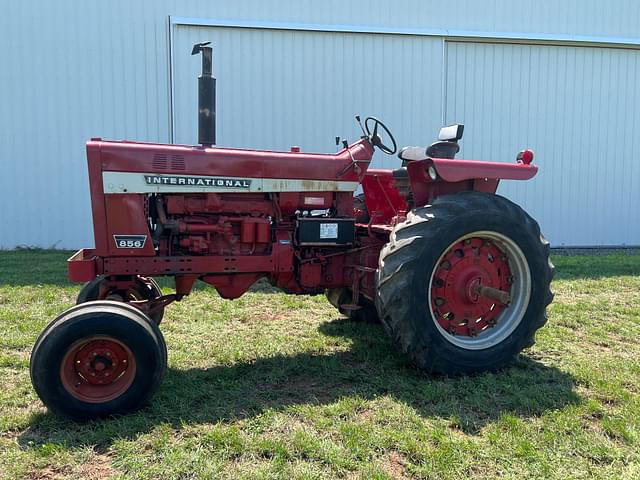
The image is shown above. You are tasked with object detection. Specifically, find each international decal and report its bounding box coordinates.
[144,175,252,188]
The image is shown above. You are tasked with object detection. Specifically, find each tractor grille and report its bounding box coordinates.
[171,155,185,170]
[152,154,168,169]
[151,153,185,171]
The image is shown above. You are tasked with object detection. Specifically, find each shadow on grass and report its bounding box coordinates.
[18,317,580,451]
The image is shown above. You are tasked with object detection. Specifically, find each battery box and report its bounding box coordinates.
[297,218,355,246]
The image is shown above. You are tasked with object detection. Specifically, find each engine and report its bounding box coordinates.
[151,193,274,256]
[149,191,358,257]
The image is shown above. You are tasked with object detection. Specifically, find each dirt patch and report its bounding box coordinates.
[380,451,411,479]
[28,453,115,480]
[0,430,20,441]
[78,453,115,479]
[28,465,72,480]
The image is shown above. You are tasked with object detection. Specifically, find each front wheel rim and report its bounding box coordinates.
[428,231,531,350]
[60,336,137,403]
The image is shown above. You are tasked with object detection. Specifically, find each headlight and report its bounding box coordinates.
[428,165,438,181]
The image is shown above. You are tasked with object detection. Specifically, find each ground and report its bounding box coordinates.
[0,250,639,479]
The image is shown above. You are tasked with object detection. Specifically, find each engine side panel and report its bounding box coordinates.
[76,139,382,299]
[105,195,155,256]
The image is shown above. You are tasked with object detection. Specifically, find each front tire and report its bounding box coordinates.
[30,301,167,419]
[376,191,554,374]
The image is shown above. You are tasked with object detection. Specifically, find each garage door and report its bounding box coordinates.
[445,41,640,246]
[171,25,444,169]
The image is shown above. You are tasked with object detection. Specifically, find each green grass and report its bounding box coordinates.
[0,250,639,479]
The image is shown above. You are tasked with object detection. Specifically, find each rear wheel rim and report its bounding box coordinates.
[428,231,531,350]
[60,336,137,403]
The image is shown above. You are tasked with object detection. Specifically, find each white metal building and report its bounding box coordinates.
[1,0,639,249]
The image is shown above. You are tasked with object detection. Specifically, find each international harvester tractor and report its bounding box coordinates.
[31,43,553,419]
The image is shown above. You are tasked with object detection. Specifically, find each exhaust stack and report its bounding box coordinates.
[191,42,216,147]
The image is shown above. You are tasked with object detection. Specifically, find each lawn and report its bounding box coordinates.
[0,250,639,479]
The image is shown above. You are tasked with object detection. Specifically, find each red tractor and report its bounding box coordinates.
[30,43,553,419]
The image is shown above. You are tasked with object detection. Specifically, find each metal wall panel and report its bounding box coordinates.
[445,41,640,246]
[172,26,443,165]
[0,0,639,248]
[0,2,170,249]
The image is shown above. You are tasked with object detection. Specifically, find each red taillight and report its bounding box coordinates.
[517,149,534,165]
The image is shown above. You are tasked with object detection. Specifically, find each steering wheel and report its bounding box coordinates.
[364,117,397,155]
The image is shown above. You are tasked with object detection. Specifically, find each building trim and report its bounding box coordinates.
[170,16,640,49]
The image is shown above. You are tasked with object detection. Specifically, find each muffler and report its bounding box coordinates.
[191,42,216,147]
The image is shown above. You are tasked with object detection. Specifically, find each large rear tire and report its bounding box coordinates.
[376,191,554,374]
[30,301,167,419]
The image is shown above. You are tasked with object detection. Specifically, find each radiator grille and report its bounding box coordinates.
[152,154,168,170]
[171,155,185,170]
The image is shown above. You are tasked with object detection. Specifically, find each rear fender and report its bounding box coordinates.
[407,158,538,206]
[429,157,538,182]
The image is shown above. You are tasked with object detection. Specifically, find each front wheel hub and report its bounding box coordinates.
[60,336,136,403]
[429,232,531,350]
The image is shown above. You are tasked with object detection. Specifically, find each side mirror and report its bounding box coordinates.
[438,124,464,142]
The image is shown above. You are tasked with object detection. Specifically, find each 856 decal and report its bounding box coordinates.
[113,235,147,249]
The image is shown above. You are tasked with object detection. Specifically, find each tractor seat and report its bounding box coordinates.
[397,124,464,164]
[397,141,460,163]
[425,141,460,159]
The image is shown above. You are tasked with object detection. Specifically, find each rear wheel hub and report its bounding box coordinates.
[428,231,531,349]
[431,237,511,336]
